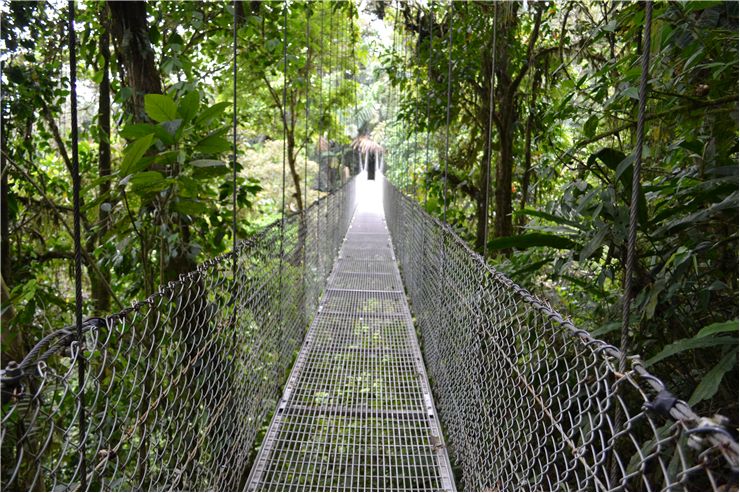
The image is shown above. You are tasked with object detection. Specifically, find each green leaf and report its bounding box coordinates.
[173,199,208,215]
[622,87,639,100]
[579,227,608,260]
[591,321,621,337]
[688,349,738,405]
[120,134,154,176]
[584,115,599,139]
[195,135,231,154]
[697,319,739,338]
[195,101,231,126]
[120,123,157,140]
[128,171,169,195]
[189,159,225,168]
[189,159,229,179]
[144,94,178,122]
[178,91,201,122]
[513,209,585,230]
[487,233,578,251]
[646,336,738,367]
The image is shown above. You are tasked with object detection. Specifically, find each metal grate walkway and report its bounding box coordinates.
[246,179,455,491]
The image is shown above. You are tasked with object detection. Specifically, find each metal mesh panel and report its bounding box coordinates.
[246,179,454,491]
[0,179,356,491]
[382,176,738,492]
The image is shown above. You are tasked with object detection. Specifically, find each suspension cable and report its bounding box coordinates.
[442,2,454,224]
[304,6,310,209]
[281,3,288,221]
[277,0,288,377]
[68,1,86,488]
[351,7,359,176]
[232,0,238,285]
[390,3,399,175]
[412,7,421,198]
[402,11,410,193]
[620,1,652,371]
[482,4,496,259]
[424,2,433,208]
[328,5,334,189]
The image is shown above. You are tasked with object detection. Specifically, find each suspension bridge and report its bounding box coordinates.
[2,174,738,491]
[2,0,738,491]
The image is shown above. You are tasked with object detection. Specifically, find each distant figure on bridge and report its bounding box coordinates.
[367,152,376,180]
[352,135,384,181]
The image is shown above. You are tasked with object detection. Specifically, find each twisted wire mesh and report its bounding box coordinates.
[0,178,356,491]
[382,177,738,492]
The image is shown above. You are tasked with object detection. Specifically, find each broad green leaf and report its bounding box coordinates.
[190,159,229,179]
[591,321,621,337]
[195,101,231,126]
[173,199,208,216]
[513,209,584,230]
[697,319,739,338]
[622,87,639,100]
[195,135,231,154]
[488,233,578,251]
[579,227,608,260]
[178,91,201,122]
[129,171,169,195]
[120,123,157,140]
[189,159,225,167]
[160,119,183,139]
[144,94,178,122]
[120,134,154,176]
[646,336,738,367]
[584,115,599,139]
[688,349,738,405]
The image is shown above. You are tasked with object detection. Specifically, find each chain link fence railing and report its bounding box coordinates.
[1,178,357,491]
[383,176,738,492]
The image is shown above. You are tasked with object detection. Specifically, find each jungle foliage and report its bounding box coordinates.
[379,0,738,419]
[1,0,738,428]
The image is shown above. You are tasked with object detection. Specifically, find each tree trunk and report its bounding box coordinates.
[287,127,304,212]
[518,65,542,229]
[108,0,162,122]
[91,7,112,313]
[495,114,514,240]
[475,36,495,253]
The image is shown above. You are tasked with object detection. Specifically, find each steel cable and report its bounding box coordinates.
[68,2,87,488]
[620,1,652,371]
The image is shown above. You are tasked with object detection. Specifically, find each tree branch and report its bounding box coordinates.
[3,152,124,309]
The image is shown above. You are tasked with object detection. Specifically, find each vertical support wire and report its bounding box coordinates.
[391,3,399,177]
[620,1,652,371]
[68,1,87,488]
[442,1,453,224]
[317,2,324,276]
[304,6,310,210]
[482,3,496,259]
[412,8,421,198]
[351,8,359,177]
[328,4,334,191]
[277,0,288,383]
[232,0,239,294]
[303,4,311,320]
[424,2,433,208]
